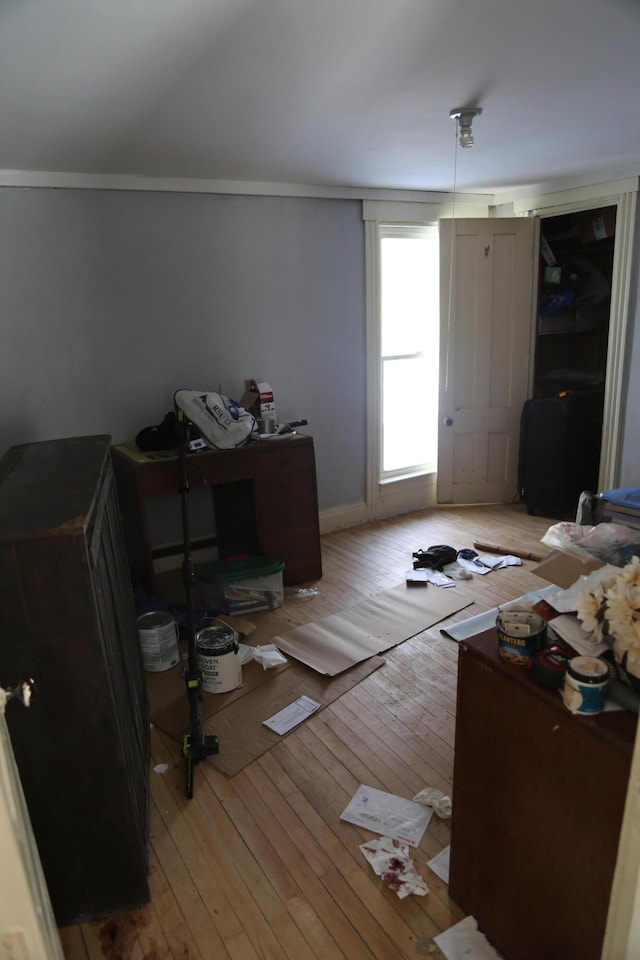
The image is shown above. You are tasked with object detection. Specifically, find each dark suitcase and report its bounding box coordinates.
[518,393,600,517]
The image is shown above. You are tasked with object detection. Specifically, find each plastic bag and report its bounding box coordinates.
[541,521,640,566]
[174,389,256,450]
[252,644,288,670]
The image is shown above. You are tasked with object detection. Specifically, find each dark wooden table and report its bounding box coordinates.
[450,628,637,960]
[111,434,323,592]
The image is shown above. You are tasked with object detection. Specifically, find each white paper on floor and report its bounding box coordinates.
[439,585,559,642]
[427,845,450,884]
[262,695,322,734]
[340,784,433,847]
[359,836,429,899]
[434,916,503,960]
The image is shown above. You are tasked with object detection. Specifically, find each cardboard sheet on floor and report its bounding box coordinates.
[146,642,290,739]
[272,582,472,676]
[201,655,385,777]
[147,643,385,775]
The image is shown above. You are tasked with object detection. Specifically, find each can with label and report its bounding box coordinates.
[195,618,242,693]
[562,656,610,715]
[496,610,547,665]
[137,611,180,672]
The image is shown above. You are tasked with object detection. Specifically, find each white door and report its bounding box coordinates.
[0,694,65,960]
[438,217,535,504]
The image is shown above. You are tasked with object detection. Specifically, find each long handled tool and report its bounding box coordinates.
[176,408,219,798]
[473,540,545,562]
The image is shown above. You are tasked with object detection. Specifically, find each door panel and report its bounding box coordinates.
[0,699,65,960]
[438,218,535,504]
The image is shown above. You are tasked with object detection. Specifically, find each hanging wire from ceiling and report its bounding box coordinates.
[443,106,482,393]
[444,110,461,392]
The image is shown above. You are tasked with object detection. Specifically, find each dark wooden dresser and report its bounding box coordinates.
[0,436,149,926]
[450,628,636,960]
[111,434,323,593]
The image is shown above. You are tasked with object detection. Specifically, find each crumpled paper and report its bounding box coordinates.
[434,915,503,959]
[238,642,288,669]
[413,787,452,818]
[253,644,288,669]
[359,836,429,899]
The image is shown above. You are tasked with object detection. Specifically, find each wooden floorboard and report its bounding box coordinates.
[57,503,552,959]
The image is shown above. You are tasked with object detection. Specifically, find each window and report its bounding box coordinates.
[378,223,439,480]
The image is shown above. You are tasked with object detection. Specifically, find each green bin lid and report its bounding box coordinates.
[198,555,285,583]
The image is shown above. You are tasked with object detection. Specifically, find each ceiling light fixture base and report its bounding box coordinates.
[449,106,483,148]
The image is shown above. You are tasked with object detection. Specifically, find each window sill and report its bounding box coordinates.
[380,468,435,486]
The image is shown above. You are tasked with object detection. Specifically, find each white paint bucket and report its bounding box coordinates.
[195,619,242,694]
[136,611,180,672]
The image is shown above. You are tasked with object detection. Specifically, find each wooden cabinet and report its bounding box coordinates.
[111,435,323,592]
[450,629,636,960]
[0,436,149,926]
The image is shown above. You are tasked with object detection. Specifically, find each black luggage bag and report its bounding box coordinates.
[518,393,600,517]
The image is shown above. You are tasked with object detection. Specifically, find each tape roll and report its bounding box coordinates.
[528,647,570,688]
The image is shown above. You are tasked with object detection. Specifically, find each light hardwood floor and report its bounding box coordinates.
[58,503,553,960]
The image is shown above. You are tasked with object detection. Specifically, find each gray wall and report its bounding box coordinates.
[0,188,367,511]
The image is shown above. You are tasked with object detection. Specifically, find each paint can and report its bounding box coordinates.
[137,611,180,672]
[495,609,547,665]
[562,656,610,715]
[195,618,242,694]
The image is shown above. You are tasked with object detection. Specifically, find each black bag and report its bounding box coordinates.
[135,412,178,452]
[518,393,600,517]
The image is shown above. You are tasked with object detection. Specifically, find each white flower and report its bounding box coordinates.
[577,557,640,657]
[607,582,640,631]
[613,621,640,673]
[576,590,607,641]
[620,555,640,588]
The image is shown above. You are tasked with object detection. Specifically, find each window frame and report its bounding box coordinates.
[378,221,439,483]
[363,198,490,520]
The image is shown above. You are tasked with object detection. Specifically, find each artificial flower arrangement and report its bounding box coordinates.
[576,555,640,688]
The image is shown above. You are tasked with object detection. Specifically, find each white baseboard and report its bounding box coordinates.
[318,475,437,534]
[376,472,437,519]
[319,500,370,534]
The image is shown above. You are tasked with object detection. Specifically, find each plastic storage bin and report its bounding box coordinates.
[598,487,640,510]
[198,556,285,615]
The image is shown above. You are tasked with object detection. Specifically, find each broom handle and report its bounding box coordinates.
[473,540,545,562]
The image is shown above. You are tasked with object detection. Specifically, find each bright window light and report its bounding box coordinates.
[379,225,439,478]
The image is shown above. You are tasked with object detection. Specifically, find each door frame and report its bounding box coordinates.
[513,176,639,493]
[0,696,65,959]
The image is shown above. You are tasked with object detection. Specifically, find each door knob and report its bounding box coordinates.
[443,417,454,426]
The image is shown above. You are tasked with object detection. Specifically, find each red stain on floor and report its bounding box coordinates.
[96,907,159,960]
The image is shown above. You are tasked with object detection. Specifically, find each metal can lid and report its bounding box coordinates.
[195,620,239,654]
[567,656,609,684]
[137,611,174,628]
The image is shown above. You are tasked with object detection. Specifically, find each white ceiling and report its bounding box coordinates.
[2,0,640,198]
